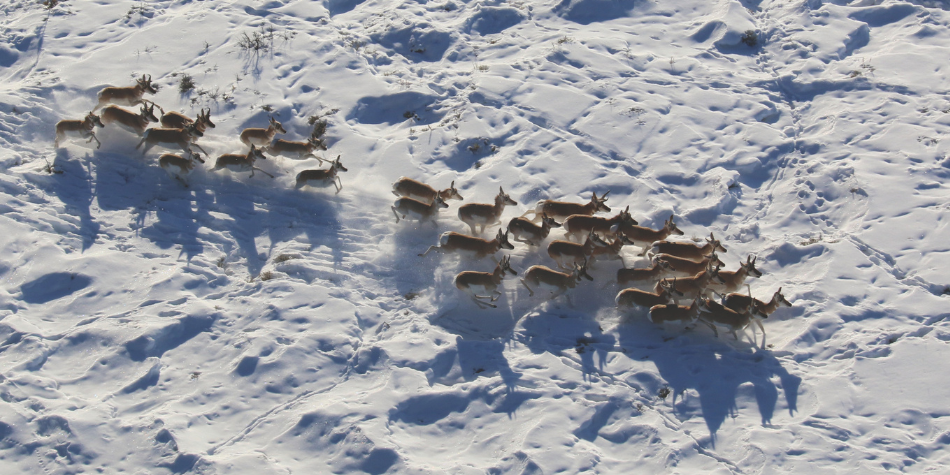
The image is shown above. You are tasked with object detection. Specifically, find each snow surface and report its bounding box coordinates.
[2,0,950,473]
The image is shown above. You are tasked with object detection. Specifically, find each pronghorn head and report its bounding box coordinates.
[497,186,517,206]
[184,122,204,138]
[707,232,727,253]
[249,144,267,160]
[619,206,638,226]
[592,191,611,213]
[269,116,286,134]
[742,255,762,278]
[658,277,684,297]
[85,112,104,128]
[199,109,216,128]
[708,262,725,284]
[496,229,514,250]
[186,148,206,164]
[308,133,328,151]
[498,255,517,277]
[442,181,463,201]
[540,213,561,230]
[775,287,792,307]
[142,104,159,123]
[704,251,725,269]
[574,260,594,282]
[433,195,450,210]
[652,255,676,272]
[330,155,347,172]
[137,74,158,94]
[666,215,684,236]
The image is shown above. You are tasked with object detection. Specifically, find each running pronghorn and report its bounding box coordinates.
[457,187,517,235]
[649,296,702,327]
[161,108,216,134]
[419,229,514,260]
[54,112,104,149]
[159,149,204,186]
[707,255,762,294]
[698,294,757,343]
[240,116,286,148]
[454,255,518,309]
[93,74,159,111]
[651,232,727,261]
[616,257,676,288]
[136,123,205,156]
[588,232,636,268]
[616,278,684,310]
[392,178,463,205]
[654,251,725,278]
[617,215,685,255]
[392,195,449,225]
[520,260,594,306]
[547,230,609,270]
[266,132,328,162]
[562,206,637,242]
[99,104,159,135]
[507,213,560,246]
[212,144,272,178]
[722,287,792,347]
[521,191,611,223]
[671,261,725,299]
[295,156,347,192]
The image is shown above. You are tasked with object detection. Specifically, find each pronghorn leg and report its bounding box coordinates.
[190,142,209,156]
[335,177,342,193]
[391,207,401,223]
[253,167,275,178]
[471,296,496,309]
[756,320,767,348]
[419,245,442,257]
[699,317,718,337]
[520,279,535,296]
[89,133,101,149]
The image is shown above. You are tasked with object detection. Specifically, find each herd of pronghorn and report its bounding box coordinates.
[392,179,792,346]
[53,75,347,191]
[54,75,791,345]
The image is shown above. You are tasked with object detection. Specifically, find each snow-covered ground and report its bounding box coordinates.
[2,0,950,472]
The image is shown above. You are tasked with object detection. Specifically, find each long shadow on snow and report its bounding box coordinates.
[615,320,800,444]
[50,149,100,250]
[91,149,205,261]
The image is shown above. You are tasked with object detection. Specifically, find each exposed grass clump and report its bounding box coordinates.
[741,30,758,47]
[178,73,195,94]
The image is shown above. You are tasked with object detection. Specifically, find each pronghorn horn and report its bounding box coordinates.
[601,190,610,199]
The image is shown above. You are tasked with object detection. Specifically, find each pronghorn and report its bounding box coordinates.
[707,255,762,293]
[616,257,676,288]
[521,191,611,223]
[99,104,159,135]
[547,230,609,270]
[159,149,204,186]
[507,213,560,246]
[392,195,449,225]
[698,295,757,342]
[240,116,286,148]
[562,206,637,242]
[392,178,463,205]
[93,74,159,111]
[651,232,727,262]
[723,287,791,346]
[54,112,104,149]
[655,252,725,278]
[136,123,205,156]
[265,133,328,162]
[649,296,702,326]
[212,144,273,178]
[457,187,517,235]
[589,232,636,268]
[617,215,685,255]
[455,255,517,309]
[520,260,594,306]
[161,108,215,134]
[724,287,792,319]
[295,156,347,192]
[616,277,684,310]
[419,229,514,260]
[673,261,725,299]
